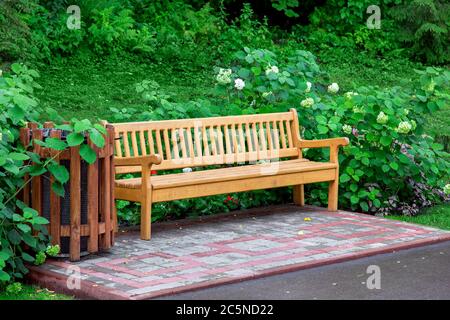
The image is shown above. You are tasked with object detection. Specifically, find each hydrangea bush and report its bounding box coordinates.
[215,48,449,215]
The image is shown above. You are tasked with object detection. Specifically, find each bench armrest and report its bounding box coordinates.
[297,137,349,149]
[115,154,162,168]
[297,137,349,163]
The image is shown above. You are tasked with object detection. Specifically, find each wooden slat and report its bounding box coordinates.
[102,129,112,249]
[115,132,123,157]
[87,137,99,253]
[122,131,131,157]
[148,130,155,155]
[279,120,287,149]
[49,130,61,247]
[69,146,81,261]
[108,125,115,245]
[31,128,42,215]
[139,130,147,156]
[131,131,139,156]
[163,129,171,160]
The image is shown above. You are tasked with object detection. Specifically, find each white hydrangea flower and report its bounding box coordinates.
[182,167,193,173]
[344,91,358,99]
[396,121,412,134]
[234,78,245,90]
[300,97,314,108]
[327,82,339,94]
[376,111,388,124]
[342,124,352,135]
[404,108,410,115]
[216,68,232,85]
[305,81,312,93]
[0,69,2,77]
[265,65,279,75]
[353,106,364,113]
[444,184,450,195]
[410,119,417,130]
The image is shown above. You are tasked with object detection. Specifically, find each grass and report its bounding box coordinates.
[386,203,450,230]
[0,284,73,300]
[35,52,216,121]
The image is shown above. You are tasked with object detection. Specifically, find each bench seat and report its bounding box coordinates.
[115,159,337,191]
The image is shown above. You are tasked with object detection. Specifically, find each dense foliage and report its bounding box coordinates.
[0,65,108,285]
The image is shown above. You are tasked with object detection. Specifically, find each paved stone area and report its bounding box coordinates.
[29,205,450,300]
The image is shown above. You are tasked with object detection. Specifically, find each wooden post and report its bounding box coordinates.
[70,146,81,261]
[87,137,99,253]
[328,145,339,211]
[49,128,61,246]
[290,109,305,206]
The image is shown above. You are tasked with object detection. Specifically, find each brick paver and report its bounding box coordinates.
[29,205,450,299]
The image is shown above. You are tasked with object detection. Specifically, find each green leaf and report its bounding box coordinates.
[340,173,351,183]
[11,63,23,74]
[52,182,65,197]
[21,252,35,262]
[45,137,67,151]
[360,201,369,212]
[7,229,21,245]
[317,125,328,134]
[315,115,327,124]
[381,164,390,173]
[93,124,107,134]
[350,184,358,192]
[389,162,399,171]
[8,152,29,161]
[380,136,392,146]
[89,129,105,148]
[79,144,96,164]
[22,233,36,247]
[0,270,11,282]
[48,164,69,184]
[74,119,92,133]
[23,207,38,218]
[361,157,370,166]
[66,132,84,146]
[350,195,359,204]
[0,251,11,261]
[32,216,49,225]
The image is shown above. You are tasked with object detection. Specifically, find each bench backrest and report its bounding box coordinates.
[110,109,301,174]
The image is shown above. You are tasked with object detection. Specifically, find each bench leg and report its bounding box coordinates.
[113,204,118,233]
[293,184,305,206]
[140,197,152,240]
[328,179,338,211]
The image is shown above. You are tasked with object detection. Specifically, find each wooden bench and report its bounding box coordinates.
[107,109,349,240]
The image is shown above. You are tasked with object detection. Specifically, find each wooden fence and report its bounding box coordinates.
[19,122,115,261]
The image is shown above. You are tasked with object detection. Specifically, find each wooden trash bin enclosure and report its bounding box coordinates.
[19,122,116,261]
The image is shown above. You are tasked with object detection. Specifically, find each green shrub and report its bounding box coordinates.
[0,64,108,284]
[389,0,449,64]
[219,48,450,215]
